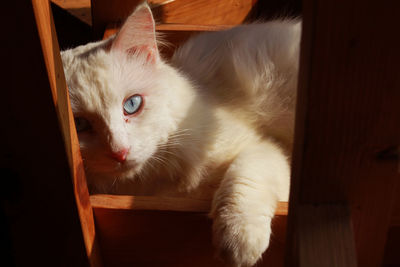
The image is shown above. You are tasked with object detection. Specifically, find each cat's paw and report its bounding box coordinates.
[212,213,272,267]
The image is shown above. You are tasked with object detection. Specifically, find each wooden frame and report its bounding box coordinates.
[32,1,102,266]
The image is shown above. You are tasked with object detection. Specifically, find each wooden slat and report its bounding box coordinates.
[91,194,287,266]
[90,194,288,215]
[31,1,102,266]
[285,0,400,266]
[92,198,287,267]
[91,0,254,37]
[52,0,90,9]
[150,0,254,25]
[91,194,211,212]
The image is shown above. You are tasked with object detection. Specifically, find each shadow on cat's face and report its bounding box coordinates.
[61,38,198,189]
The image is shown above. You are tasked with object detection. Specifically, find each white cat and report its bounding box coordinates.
[61,2,300,266]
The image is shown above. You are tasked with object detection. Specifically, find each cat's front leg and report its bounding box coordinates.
[211,140,290,267]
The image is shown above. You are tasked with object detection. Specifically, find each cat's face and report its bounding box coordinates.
[61,3,191,184]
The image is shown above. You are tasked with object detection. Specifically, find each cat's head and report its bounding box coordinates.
[61,3,194,187]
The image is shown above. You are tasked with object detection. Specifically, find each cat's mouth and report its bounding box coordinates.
[113,159,143,174]
[84,156,144,180]
[115,159,136,170]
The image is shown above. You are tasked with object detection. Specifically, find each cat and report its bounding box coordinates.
[61,2,300,266]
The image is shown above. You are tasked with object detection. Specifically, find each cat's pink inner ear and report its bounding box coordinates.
[111,3,159,62]
[126,45,157,63]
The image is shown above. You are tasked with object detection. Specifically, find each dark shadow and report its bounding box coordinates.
[247,0,302,21]
[51,2,93,50]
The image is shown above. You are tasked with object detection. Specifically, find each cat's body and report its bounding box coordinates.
[62,3,300,266]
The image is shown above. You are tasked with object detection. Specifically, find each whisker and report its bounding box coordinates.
[110,175,121,192]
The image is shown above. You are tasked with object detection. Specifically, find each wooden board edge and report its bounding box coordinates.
[32,1,102,266]
[90,194,288,215]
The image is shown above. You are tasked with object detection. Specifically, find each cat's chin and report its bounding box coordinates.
[90,160,142,181]
[114,161,142,177]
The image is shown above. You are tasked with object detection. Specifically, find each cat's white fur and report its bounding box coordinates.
[61,2,300,266]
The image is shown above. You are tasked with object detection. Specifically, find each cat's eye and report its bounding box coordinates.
[123,95,143,115]
[74,117,91,132]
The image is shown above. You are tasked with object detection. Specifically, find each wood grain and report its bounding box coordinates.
[52,0,90,9]
[91,194,211,212]
[151,0,254,25]
[32,1,102,266]
[90,194,288,215]
[90,194,287,266]
[91,0,254,37]
[297,205,357,267]
[285,0,400,266]
[93,204,287,267]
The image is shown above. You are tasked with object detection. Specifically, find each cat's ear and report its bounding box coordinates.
[111,2,159,63]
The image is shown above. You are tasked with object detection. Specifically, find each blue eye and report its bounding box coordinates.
[74,117,91,132]
[123,95,143,115]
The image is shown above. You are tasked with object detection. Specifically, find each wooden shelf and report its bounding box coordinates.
[91,194,288,214]
[91,195,288,267]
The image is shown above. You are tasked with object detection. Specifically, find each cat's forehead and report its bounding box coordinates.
[61,40,159,116]
[61,44,116,113]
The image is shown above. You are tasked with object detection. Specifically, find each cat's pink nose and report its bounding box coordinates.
[110,148,129,163]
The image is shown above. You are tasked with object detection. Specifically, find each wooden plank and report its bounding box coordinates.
[0,1,91,266]
[90,194,288,215]
[298,205,357,267]
[91,194,287,266]
[285,0,400,266]
[151,0,254,25]
[93,205,287,267]
[91,0,254,37]
[91,194,211,212]
[31,1,102,266]
[92,0,143,37]
[52,0,90,9]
